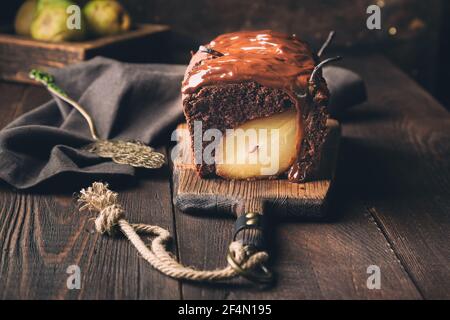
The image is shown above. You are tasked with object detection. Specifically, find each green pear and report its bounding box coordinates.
[31,0,86,42]
[83,0,131,37]
[14,0,38,36]
[36,0,71,12]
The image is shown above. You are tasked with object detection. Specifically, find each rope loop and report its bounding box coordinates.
[78,182,271,284]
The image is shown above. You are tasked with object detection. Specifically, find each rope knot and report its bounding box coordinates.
[227,241,271,284]
[78,182,125,235]
[95,204,124,235]
[228,241,269,267]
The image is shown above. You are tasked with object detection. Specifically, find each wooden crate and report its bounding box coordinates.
[0,24,170,84]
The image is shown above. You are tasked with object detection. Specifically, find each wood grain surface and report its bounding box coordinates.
[0,24,170,84]
[0,55,448,299]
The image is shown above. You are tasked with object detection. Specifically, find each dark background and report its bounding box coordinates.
[2,0,450,109]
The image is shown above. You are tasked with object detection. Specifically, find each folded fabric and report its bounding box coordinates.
[0,57,365,190]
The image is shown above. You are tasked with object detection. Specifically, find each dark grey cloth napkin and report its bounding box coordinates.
[0,57,365,190]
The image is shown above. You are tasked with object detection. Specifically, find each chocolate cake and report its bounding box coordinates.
[182,30,334,183]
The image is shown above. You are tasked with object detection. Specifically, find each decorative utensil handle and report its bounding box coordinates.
[29,69,100,140]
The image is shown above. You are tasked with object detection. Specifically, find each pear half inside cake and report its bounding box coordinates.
[215,108,301,179]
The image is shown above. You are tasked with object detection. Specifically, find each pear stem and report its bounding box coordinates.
[317,31,336,57]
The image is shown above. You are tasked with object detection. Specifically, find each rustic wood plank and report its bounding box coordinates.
[74,169,180,300]
[0,172,180,299]
[174,200,421,299]
[0,82,27,128]
[0,24,170,84]
[337,55,450,299]
[12,84,50,116]
[0,24,169,50]
[0,85,180,299]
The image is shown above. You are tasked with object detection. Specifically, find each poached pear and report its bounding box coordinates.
[215,108,302,179]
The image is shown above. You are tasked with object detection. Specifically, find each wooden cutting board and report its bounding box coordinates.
[172,119,340,220]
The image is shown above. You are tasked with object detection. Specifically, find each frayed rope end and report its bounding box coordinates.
[78,182,124,235]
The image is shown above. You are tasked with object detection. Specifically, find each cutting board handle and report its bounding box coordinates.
[228,199,272,284]
[233,199,266,250]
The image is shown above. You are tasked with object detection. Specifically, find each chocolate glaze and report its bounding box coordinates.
[182,30,317,95]
[182,30,329,182]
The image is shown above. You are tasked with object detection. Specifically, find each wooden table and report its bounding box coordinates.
[0,55,448,300]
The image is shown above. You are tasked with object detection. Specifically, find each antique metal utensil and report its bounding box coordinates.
[29,69,165,169]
